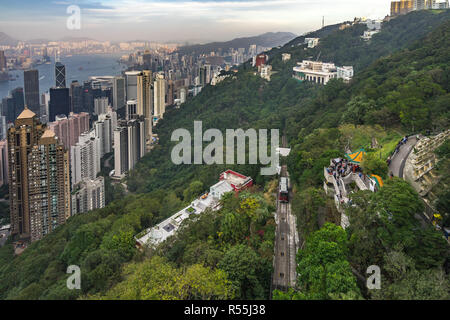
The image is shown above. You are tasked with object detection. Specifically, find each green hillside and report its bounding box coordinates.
[0,10,448,300]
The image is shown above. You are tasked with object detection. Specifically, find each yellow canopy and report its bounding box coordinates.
[345,149,366,164]
[370,174,384,188]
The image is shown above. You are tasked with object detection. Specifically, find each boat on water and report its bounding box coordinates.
[78,67,83,71]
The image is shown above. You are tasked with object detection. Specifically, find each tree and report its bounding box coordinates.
[361,151,388,178]
[91,256,235,300]
[218,244,266,299]
[183,181,204,202]
[295,223,361,300]
[371,248,449,300]
[347,178,448,274]
[341,95,376,125]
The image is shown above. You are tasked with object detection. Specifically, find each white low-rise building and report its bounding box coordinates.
[364,19,382,31]
[293,60,337,85]
[136,170,252,248]
[337,66,354,82]
[293,60,354,84]
[305,38,320,48]
[361,30,380,41]
[260,65,272,81]
[282,53,291,62]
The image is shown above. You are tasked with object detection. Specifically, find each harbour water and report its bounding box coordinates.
[0,53,128,101]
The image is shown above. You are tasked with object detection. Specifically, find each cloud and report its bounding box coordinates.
[0,0,392,41]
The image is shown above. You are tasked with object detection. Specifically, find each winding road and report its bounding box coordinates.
[388,136,417,178]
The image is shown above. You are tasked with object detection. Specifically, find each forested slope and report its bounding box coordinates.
[0,10,448,300]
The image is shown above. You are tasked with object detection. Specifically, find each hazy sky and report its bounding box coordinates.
[0,0,393,43]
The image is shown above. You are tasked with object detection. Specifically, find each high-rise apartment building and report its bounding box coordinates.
[137,70,153,142]
[24,69,40,115]
[94,96,108,115]
[8,108,71,241]
[153,72,166,119]
[113,116,145,178]
[126,100,137,120]
[71,176,105,214]
[113,126,128,178]
[95,108,117,156]
[70,130,101,187]
[47,112,90,153]
[55,62,66,88]
[391,0,415,15]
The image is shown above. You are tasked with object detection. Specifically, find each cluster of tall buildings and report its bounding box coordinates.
[0,39,271,244]
[4,104,116,242]
[390,0,449,16]
[0,61,127,243]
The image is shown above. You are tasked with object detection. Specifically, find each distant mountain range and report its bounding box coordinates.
[176,32,297,55]
[0,31,296,51]
[0,32,18,46]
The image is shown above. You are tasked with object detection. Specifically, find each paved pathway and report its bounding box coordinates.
[389,136,417,178]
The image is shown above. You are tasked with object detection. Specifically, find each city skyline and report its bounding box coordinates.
[0,0,393,43]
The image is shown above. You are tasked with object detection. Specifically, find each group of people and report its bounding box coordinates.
[326,157,361,181]
[394,136,409,155]
[326,158,366,204]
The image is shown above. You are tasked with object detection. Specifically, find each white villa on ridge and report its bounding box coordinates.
[293,60,354,85]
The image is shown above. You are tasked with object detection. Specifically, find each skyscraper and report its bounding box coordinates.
[8,108,71,241]
[55,62,66,88]
[113,76,125,111]
[0,139,8,187]
[94,96,108,115]
[153,72,166,119]
[143,50,152,69]
[10,87,25,122]
[97,109,117,156]
[70,81,84,113]
[24,69,40,115]
[125,71,140,101]
[137,70,153,142]
[113,126,128,178]
[49,87,70,122]
[70,131,101,187]
[167,80,174,107]
[113,116,145,178]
